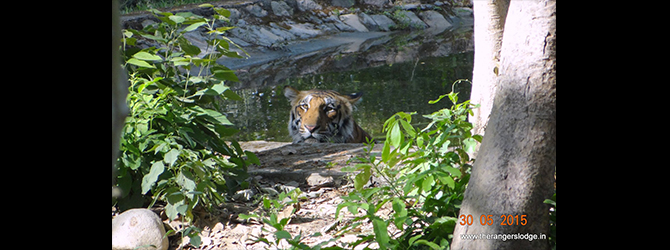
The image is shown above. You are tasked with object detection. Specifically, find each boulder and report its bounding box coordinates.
[245,4,268,17]
[271,1,294,16]
[112,209,168,250]
[297,0,323,11]
[331,0,355,8]
[419,10,452,34]
[358,12,380,31]
[359,0,388,7]
[324,15,357,32]
[285,21,323,39]
[370,14,396,31]
[339,14,369,32]
[395,10,427,30]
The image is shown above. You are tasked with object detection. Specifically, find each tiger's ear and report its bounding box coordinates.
[346,92,364,105]
[284,86,300,101]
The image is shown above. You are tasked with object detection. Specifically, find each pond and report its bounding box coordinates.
[218,26,474,142]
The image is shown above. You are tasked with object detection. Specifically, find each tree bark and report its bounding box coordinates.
[112,0,129,185]
[452,0,556,249]
[469,0,509,154]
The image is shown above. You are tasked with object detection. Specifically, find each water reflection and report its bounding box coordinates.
[219,27,474,142]
[221,52,472,141]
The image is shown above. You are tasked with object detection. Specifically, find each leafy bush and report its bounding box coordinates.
[113,4,256,242]
[338,80,481,249]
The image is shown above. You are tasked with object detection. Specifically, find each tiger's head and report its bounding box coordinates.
[284,86,372,144]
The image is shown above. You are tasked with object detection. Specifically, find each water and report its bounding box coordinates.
[219,27,474,142]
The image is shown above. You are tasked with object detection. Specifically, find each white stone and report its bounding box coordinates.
[112,209,168,250]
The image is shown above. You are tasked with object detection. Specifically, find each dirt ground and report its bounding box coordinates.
[164,141,388,250]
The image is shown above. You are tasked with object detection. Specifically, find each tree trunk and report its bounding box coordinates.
[452,0,556,249]
[469,0,509,155]
[112,0,129,185]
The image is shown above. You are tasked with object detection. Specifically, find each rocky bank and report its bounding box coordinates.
[121,0,474,88]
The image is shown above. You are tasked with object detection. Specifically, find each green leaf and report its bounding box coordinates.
[126,58,156,68]
[164,149,180,167]
[429,93,449,104]
[448,92,459,104]
[214,7,231,17]
[177,170,197,193]
[275,230,292,240]
[202,108,233,125]
[132,51,162,61]
[544,198,556,206]
[141,162,165,194]
[443,165,462,177]
[189,235,202,247]
[399,119,416,138]
[472,134,483,142]
[392,198,407,229]
[388,122,402,148]
[463,138,477,153]
[413,240,441,250]
[179,37,202,56]
[169,15,186,24]
[223,89,243,101]
[165,202,179,220]
[212,68,239,82]
[372,218,390,249]
[422,175,434,191]
[381,142,391,162]
[183,21,206,32]
[245,151,260,165]
[354,164,372,191]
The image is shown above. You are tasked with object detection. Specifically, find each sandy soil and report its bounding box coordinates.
[163,141,388,250]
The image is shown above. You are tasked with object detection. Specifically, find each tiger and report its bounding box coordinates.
[284,86,373,144]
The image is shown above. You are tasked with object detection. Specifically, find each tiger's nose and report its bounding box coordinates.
[304,124,318,133]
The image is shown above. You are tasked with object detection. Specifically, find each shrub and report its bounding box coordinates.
[113,5,255,246]
[338,80,481,249]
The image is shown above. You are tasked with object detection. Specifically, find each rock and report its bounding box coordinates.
[233,189,256,201]
[331,0,355,8]
[307,173,335,187]
[419,10,452,34]
[395,10,427,30]
[268,23,298,41]
[454,7,474,17]
[360,0,388,7]
[401,4,419,10]
[339,14,369,32]
[369,14,396,31]
[245,4,268,17]
[323,15,357,32]
[358,12,379,31]
[297,0,323,11]
[285,21,323,39]
[271,1,294,16]
[112,209,168,250]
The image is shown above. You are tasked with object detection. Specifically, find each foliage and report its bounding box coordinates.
[114,5,255,247]
[240,189,342,250]
[337,80,481,249]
